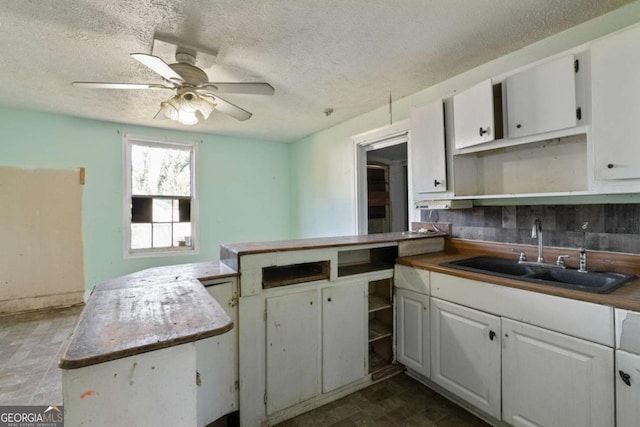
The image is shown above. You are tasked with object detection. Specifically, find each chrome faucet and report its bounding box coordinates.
[532,218,544,263]
[579,222,588,272]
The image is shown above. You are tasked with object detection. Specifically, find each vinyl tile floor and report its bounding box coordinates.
[276,373,491,427]
[1,306,490,426]
[0,305,82,406]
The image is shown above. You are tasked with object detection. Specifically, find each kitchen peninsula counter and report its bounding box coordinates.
[59,261,237,369]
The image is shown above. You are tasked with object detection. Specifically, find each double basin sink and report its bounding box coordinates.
[441,256,636,294]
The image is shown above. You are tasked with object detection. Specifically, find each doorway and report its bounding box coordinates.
[366,144,408,234]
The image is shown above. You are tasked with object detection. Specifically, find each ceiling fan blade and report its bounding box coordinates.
[199,82,275,95]
[201,93,252,121]
[72,82,173,90]
[130,53,185,84]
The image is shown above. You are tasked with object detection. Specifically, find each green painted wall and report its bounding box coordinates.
[0,108,291,290]
[289,2,640,239]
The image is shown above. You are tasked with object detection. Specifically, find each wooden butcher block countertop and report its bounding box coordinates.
[397,239,640,312]
[59,261,238,369]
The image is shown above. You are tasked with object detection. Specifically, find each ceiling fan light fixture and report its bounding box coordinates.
[158,91,217,125]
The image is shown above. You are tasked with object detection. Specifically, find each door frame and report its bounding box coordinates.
[352,120,410,234]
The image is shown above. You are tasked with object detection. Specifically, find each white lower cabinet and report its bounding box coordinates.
[502,318,614,427]
[431,297,501,419]
[396,288,430,377]
[322,281,367,393]
[265,280,368,415]
[197,281,239,426]
[616,350,640,427]
[266,289,321,415]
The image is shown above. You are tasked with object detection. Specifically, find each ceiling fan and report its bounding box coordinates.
[72,49,274,125]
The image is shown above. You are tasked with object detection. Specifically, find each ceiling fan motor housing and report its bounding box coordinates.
[169,62,209,86]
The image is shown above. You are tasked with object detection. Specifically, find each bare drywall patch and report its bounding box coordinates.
[0,166,84,313]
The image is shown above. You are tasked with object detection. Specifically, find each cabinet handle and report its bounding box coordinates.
[434,179,441,187]
[489,330,496,341]
[607,163,614,169]
[479,127,489,136]
[619,370,632,386]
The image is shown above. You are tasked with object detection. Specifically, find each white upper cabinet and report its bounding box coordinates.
[409,100,447,194]
[506,55,577,139]
[453,79,501,149]
[592,24,640,181]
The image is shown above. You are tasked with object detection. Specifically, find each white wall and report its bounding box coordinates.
[288,2,640,238]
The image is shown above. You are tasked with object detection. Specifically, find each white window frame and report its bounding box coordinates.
[123,134,199,258]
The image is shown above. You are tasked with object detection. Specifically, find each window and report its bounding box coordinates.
[124,135,197,257]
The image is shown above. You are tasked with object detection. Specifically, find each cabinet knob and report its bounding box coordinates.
[434,179,441,187]
[328,297,332,302]
[489,330,496,341]
[619,370,631,386]
[607,163,614,169]
[516,124,522,129]
[479,127,489,136]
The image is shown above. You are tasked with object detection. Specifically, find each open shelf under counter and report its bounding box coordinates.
[337,245,398,278]
[368,318,393,342]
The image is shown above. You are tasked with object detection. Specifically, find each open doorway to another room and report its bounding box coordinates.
[366,143,408,234]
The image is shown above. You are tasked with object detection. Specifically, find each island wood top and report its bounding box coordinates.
[397,239,640,312]
[59,261,238,369]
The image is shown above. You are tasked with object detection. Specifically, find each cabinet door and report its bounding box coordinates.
[266,289,320,415]
[431,298,501,418]
[616,350,640,427]
[197,282,239,426]
[396,288,429,377]
[592,25,640,180]
[410,100,447,194]
[453,79,496,149]
[506,55,576,138]
[322,281,367,393]
[502,318,614,427]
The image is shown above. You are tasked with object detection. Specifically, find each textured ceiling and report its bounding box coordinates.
[0,0,632,142]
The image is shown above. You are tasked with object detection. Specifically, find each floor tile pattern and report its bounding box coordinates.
[1,306,489,426]
[276,373,490,427]
[0,305,82,406]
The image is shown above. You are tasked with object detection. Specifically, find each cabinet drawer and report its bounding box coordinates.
[616,309,640,354]
[394,265,429,294]
[431,272,613,346]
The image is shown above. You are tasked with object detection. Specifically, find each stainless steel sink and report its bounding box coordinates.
[441,256,636,294]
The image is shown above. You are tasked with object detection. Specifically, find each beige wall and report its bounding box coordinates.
[0,167,84,313]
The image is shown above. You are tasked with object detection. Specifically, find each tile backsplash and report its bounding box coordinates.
[419,204,640,254]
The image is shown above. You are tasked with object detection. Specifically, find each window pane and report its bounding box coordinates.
[178,199,191,222]
[152,198,173,222]
[131,197,152,223]
[131,224,152,249]
[173,222,191,247]
[152,223,172,248]
[131,144,191,196]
